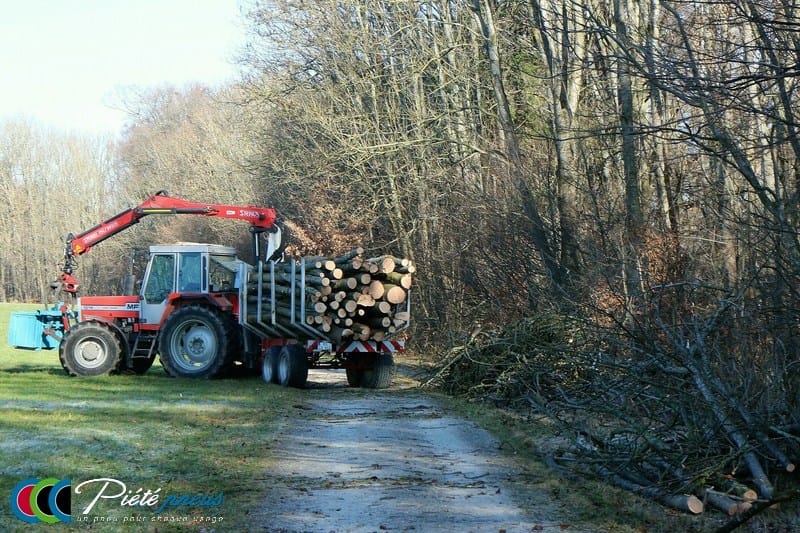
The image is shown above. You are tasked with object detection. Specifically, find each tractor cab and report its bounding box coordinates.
[139,244,241,325]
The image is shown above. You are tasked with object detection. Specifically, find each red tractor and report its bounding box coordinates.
[20,191,404,388]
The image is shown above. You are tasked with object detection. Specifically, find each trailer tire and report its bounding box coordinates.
[360,353,394,389]
[262,346,281,384]
[345,368,364,387]
[277,344,308,388]
[59,322,123,377]
[159,305,230,379]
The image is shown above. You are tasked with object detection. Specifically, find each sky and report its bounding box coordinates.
[0,0,247,136]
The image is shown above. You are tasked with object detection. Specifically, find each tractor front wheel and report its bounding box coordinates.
[159,306,230,379]
[59,322,123,377]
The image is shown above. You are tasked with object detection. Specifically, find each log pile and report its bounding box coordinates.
[563,440,763,516]
[245,247,414,343]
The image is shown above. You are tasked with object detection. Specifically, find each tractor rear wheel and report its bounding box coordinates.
[159,305,230,379]
[277,344,308,388]
[59,322,123,376]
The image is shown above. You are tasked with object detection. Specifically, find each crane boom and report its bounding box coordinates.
[61,190,279,293]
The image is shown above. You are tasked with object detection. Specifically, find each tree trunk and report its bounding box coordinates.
[470,0,563,288]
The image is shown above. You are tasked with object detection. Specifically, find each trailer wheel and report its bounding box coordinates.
[59,322,123,377]
[345,368,363,387]
[262,346,281,384]
[277,344,308,388]
[360,353,395,389]
[159,306,230,379]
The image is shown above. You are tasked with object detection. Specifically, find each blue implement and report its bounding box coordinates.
[7,305,70,350]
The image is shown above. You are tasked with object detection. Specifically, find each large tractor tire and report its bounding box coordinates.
[361,353,395,389]
[159,305,231,379]
[277,344,308,388]
[262,346,281,384]
[59,322,123,377]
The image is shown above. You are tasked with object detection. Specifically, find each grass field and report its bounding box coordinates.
[0,302,299,531]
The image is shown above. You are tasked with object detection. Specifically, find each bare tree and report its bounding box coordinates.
[0,120,118,300]
[117,84,269,259]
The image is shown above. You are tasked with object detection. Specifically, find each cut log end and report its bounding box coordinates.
[368,280,385,299]
[703,489,742,515]
[384,285,407,304]
[741,489,758,502]
[684,495,704,515]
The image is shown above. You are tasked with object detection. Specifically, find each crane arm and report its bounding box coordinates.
[61,190,279,293]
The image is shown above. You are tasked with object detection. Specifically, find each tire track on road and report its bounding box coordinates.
[255,379,571,532]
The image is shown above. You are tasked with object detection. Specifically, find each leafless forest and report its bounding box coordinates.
[2,0,799,519]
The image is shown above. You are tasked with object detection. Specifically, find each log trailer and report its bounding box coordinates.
[9,191,406,388]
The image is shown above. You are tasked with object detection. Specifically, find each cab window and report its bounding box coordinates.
[143,254,175,303]
[178,252,202,292]
[209,255,237,292]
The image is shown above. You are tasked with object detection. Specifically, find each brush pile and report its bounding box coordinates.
[427,310,800,519]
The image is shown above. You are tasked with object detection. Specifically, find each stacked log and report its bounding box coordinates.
[245,247,413,343]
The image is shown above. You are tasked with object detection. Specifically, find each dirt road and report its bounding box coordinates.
[255,368,575,532]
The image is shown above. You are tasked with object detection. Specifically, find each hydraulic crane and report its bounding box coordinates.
[60,190,281,293]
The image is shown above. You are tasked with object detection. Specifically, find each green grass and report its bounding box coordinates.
[0,302,298,532]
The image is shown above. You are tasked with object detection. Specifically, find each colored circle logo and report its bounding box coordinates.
[10,478,71,524]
